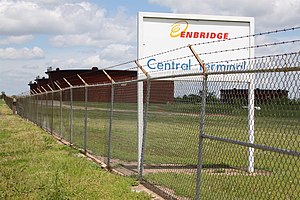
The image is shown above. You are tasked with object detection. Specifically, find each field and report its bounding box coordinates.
[21,98,300,199]
[0,100,150,199]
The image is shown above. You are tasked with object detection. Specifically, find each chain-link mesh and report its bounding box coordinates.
[110,81,139,174]
[71,87,85,149]
[3,32,300,199]
[86,85,110,163]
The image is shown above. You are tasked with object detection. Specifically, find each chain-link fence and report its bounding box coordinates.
[3,29,300,199]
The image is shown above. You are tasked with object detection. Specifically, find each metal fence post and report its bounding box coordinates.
[188,45,208,200]
[107,83,114,168]
[28,95,32,121]
[84,86,88,154]
[70,88,73,145]
[63,78,73,146]
[248,80,255,173]
[76,74,89,154]
[60,90,63,138]
[196,75,208,200]
[41,86,48,129]
[139,78,151,181]
[36,94,39,125]
[30,93,34,122]
[47,84,54,134]
[135,61,151,181]
[103,70,115,168]
[41,94,43,127]
[51,92,54,134]
[12,98,17,115]
[45,92,48,130]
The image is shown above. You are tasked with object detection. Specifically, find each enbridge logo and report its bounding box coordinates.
[170,20,229,40]
[170,20,189,38]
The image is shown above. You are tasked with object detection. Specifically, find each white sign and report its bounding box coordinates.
[138,12,254,77]
[137,12,255,173]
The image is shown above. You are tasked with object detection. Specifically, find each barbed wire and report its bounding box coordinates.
[24,26,300,95]
[100,26,300,71]
[146,51,300,74]
[139,39,300,68]
[26,50,300,95]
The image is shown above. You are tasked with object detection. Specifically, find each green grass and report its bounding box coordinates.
[0,100,150,199]
[40,100,299,164]
[16,99,300,199]
[145,160,300,199]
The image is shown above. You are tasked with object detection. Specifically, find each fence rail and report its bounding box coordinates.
[3,27,300,199]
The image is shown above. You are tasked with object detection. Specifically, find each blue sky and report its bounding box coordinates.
[0,0,299,95]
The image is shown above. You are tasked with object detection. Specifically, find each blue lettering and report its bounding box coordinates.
[172,61,175,70]
[147,58,193,71]
[242,61,246,69]
[157,62,164,70]
[181,63,188,70]
[147,58,156,70]
[165,62,171,70]
[218,64,225,71]
[230,64,236,70]
[205,63,210,71]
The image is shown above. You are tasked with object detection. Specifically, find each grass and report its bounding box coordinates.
[15,99,300,199]
[0,100,150,199]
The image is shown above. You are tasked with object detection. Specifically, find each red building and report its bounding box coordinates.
[29,67,174,104]
[220,88,288,104]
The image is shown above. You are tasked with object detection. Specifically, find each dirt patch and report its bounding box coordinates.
[204,168,272,176]
[112,162,272,177]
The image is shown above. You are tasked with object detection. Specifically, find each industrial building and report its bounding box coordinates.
[29,67,174,103]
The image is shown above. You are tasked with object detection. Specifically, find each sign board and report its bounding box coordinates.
[138,12,254,78]
[137,12,255,173]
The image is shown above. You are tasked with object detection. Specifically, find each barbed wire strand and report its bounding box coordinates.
[100,26,300,71]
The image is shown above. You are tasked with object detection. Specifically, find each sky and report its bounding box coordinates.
[0,0,299,95]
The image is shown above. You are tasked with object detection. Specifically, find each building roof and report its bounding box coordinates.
[45,67,137,89]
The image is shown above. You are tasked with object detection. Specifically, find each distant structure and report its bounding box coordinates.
[28,67,174,103]
[220,88,288,104]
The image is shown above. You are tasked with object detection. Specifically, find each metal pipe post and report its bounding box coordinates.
[40,94,43,128]
[189,43,208,200]
[69,88,73,145]
[36,95,39,125]
[84,86,88,154]
[195,75,208,200]
[60,90,63,138]
[138,78,151,181]
[107,84,114,167]
[28,98,30,119]
[51,92,54,134]
[248,80,255,173]
[45,93,48,130]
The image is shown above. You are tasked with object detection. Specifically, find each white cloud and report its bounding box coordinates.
[82,55,118,69]
[148,0,300,31]
[0,1,135,48]
[0,1,105,35]
[100,44,135,61]
[0,47,44,59]
[0,35,34,45]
